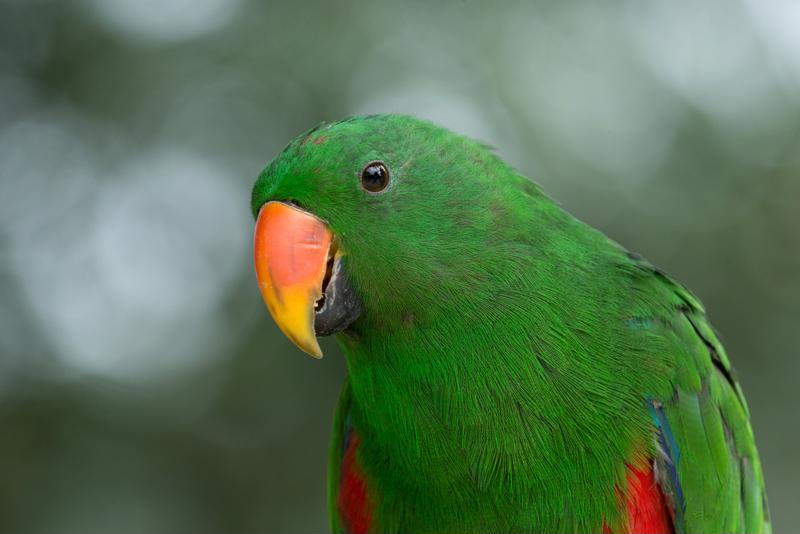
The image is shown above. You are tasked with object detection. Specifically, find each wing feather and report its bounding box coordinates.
[628,256,770,533]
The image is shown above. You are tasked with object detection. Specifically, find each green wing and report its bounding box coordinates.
[630,256,770,534]
[328,379,352,533]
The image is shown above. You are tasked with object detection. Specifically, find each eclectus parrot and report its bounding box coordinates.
[251,115,769,533]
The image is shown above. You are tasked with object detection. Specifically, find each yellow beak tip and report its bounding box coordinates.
[298,338,324,359]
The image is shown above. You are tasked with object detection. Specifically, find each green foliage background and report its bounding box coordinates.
[0,1,798,531]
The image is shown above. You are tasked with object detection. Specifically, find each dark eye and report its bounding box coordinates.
[360,161,390,193]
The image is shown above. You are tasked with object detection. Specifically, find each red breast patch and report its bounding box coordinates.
[605,464,673,534]
[337,431,373,534]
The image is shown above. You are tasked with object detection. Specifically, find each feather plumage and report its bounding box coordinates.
[253,115,769,533]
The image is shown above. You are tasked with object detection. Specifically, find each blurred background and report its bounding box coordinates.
[0,0,798,531]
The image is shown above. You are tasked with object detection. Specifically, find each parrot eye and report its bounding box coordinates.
[360,161,390,193]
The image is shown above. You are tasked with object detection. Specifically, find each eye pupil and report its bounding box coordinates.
[360,162,390,193]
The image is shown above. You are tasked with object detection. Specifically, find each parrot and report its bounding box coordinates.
[250,114,769,533]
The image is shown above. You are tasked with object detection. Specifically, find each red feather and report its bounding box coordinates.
[605,464,674,534]
[337,432,373,534]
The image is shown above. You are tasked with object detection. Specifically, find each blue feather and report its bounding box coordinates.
[649,400,686,532]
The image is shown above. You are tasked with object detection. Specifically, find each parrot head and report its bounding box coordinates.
[251,114,544,357]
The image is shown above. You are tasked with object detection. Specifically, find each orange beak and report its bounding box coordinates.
[253,201,333,358]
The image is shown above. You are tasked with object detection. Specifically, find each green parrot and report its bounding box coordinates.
[250,115,769,533]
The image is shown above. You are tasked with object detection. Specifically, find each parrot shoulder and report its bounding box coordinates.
[622,252,770,533]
